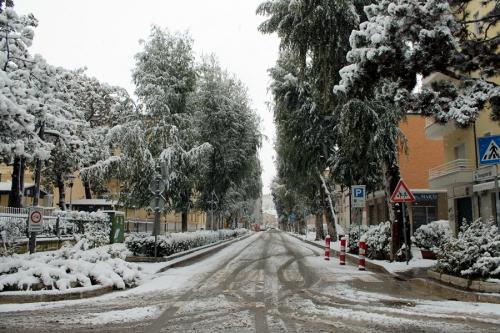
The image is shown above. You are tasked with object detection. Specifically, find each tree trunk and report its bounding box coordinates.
[84,179,92,199]
[33,121,45,208]
[315,214,324,240]
[320,181,337,241]
[181,210,188,232]
[56,173,66,210]
[205,211,210,230]
[19,157,25,206]
[8,156,22,208]
[382,158,403,261]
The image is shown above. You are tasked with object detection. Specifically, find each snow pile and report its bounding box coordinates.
[125,229,248,257]
[362,222,391,260]
[0,240,141,292]
[347,224,369,254]
[411,220,451,251]
[435,219,500,279]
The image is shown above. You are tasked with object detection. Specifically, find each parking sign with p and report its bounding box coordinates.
[351,185,366,208]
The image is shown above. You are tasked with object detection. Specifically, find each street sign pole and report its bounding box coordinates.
[148,175,167,259]
[496,166,500,230]
[477,135,500,232]
[390,179,415,262]
[402,203,409,265]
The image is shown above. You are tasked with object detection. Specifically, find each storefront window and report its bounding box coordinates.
[412,193,438,233]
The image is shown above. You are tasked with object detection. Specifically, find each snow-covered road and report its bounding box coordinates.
[1,230,499,333]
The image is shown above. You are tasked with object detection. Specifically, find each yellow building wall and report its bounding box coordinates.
[442,110,500,166]
[0,163,206,226]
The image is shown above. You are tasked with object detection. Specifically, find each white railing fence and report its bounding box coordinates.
[429,159,475,180]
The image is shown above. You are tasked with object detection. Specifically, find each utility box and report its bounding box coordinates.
[102,211,125,243]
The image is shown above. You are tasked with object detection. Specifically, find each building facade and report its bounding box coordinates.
[336,114,449,235]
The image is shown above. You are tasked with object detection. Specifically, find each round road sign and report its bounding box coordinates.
[30,210,42,224]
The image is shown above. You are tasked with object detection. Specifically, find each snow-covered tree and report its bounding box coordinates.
[70,69,136,199]
[0,7,40,207]
[335,0,499,126]
[258,0,372,239]
[132,27,210,232]
[195,56,262,229]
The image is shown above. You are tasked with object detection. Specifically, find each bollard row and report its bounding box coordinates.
[324,235,367,271]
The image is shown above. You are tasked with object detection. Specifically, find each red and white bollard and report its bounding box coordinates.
[324,235,331,260]
[339,237,346,265]
[358,238,366,270]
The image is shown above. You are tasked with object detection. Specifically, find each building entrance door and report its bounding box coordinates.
[456,197,473,230]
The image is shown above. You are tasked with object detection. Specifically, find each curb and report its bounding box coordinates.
[157,233,252,273]
[427,269,500,294]
[0,285,113,304]
[411,277,500,304]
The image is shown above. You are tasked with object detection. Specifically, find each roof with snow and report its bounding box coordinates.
[0,182,47,195]
[70,199,118,206]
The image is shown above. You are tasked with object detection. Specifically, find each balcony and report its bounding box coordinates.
[429,159,475,189]
[425,117,456,140]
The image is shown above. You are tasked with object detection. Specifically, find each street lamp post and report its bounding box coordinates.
[65,175,76,211]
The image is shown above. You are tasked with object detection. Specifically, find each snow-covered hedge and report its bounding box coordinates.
[0,239,140,292]
[52,210,110,246]
[0,210,110,254]
[126,229,248,257]
[347,224,369,254]
[435,219,500,279]
[363,222,391,260]
[411,220,451,250]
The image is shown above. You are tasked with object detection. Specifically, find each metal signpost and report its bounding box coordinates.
[478,135,500,230]
[390,179,416,265]
[149,175,166,258]
[28,207,44,254]
[207,191,218,230]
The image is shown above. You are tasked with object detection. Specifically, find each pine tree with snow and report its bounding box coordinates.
[195,56,262,229]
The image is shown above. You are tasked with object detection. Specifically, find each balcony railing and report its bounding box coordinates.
[429,159,475,180]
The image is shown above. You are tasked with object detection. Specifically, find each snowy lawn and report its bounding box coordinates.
[365,247,436,274]
[0,239,143,292]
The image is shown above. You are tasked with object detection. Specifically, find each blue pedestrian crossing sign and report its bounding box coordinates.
[478,135,500,165]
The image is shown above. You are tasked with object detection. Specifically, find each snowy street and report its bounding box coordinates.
[1,230,499,333]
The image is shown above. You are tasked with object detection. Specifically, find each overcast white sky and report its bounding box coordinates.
[14,0,279,194]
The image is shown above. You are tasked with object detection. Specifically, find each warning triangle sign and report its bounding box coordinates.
[481,140,500,162]
[390,179,416,203]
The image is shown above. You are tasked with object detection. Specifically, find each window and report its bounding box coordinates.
[454,143,466,160]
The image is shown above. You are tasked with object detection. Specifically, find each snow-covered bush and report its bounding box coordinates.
[411,221,451,251]
[435,219,500,279]
[0,217,25,254]
[363,222,391,260]
[126,229,248,257]
[0,241,140,292]
[347,224,369,253]
[54,211,110,249]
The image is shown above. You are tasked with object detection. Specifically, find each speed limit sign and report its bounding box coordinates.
[29,207,44,233]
